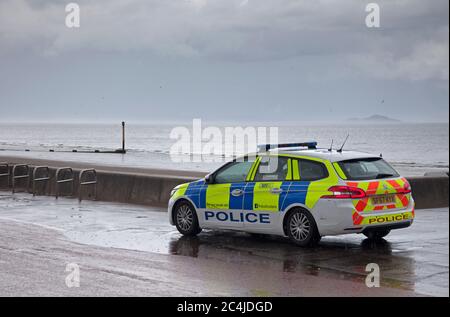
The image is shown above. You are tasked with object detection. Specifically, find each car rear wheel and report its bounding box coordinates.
[286,208,320,247]
[363,229,391,240]
[174,201,202,236]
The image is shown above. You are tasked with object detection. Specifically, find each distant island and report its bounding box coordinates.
[346,114,401,123]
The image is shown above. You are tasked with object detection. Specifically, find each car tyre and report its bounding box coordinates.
[286,208,321,247]
[363,229,390,240]
[174,201,202,236]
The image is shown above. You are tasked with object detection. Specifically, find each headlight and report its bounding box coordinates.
[170,189,177,197]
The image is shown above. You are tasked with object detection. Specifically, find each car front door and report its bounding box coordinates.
[200,159,255,229]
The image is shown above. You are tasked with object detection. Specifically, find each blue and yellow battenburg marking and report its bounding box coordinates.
[179,180,313,212]
[172,156,338,224]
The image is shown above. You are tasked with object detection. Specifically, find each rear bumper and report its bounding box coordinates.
[361,220,412,235]
[314,197,415,236]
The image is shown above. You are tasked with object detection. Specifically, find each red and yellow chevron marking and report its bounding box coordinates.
[346,177,412,213]
[347,178,414,225]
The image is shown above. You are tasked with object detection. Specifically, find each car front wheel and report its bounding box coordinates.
[174,201,202,236]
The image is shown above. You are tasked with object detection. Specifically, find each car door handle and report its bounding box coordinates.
[270,188,283,194]
[231,189,243,197]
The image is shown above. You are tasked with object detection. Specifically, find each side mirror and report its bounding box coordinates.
[205,174,214,184]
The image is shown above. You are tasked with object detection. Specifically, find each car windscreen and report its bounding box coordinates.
[337,157,399,180]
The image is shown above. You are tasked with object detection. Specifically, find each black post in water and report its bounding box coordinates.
[115,121,127,154]
[122,121,126,152]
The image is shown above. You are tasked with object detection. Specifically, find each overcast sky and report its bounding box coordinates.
[0,0,448,123]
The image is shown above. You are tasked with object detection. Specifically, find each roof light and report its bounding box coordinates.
[257,142,317,152]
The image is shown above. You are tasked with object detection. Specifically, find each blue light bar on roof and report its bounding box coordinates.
[257,142,318,152]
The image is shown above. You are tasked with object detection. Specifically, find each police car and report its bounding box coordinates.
[168,142,414,246]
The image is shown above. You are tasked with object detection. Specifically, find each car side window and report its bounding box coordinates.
[214,161,254,184]
[297,159,328,181]
[254,156,289,181]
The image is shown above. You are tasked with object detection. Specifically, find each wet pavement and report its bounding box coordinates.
[0,192,448,296]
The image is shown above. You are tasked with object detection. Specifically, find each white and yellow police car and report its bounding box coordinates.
[168,142,414,246]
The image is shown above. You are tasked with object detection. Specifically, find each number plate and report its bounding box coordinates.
[371,195,396,205]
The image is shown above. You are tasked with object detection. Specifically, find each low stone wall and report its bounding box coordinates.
[0,165,199,207]
[0,164,448,209]
[408,176,449,209]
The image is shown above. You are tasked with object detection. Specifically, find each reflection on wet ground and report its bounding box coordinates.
[169,232,414,290]
[0,192,448,296]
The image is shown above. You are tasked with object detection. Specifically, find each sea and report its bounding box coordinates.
[0,122,448,176]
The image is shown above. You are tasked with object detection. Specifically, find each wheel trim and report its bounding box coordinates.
[177,205,194,231]
[289,213,311,241]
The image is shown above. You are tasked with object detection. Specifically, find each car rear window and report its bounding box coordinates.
[337,158,399,180]
[254,156,290,181]
[297,159,328,181]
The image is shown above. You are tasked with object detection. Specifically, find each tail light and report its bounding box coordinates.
[322,186,366,199]
[398,182,411,194]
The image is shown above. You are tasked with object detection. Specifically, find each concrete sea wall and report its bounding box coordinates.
[0,160,448,209]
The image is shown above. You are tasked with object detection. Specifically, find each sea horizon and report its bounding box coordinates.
[1,121,448,177]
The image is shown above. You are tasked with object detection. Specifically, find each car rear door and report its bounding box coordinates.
[286,158,331,209]
[243,155,291,231]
